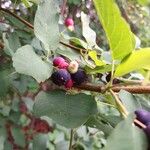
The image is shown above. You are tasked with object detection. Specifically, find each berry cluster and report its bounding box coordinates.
[135,109,150,140]
[51,56,86,88]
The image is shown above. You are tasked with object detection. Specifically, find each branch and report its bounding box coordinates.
[0,41,4,50]
[75,83,150,94]
[109,89,146,129]
[69,129,74,150]
[60,41,87,53]
[1,8,86,53]
[109,89,128,117]
[0,8,34,30]
[61,0,67,16]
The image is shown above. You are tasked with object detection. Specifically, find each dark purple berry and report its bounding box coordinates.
[51,69,71,86]
[135,109,150,125]
[71,69,86,85]
[144,123,150,141]
[106,73,111,82]
[106,73,120,84]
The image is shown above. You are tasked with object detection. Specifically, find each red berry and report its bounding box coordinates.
[53,57,65,66]
[65,79,74,89]
[53,57,69,69]
[65,18,74,27]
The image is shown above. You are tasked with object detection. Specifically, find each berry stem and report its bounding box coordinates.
[109,60,115,86]
[109,89,147,129]
[75,83,150,94]
[118,78,143,85]
[69,129,74,150]
[60,41,87,53]
[0,41,4,50]
[109,89,128,118]
[134,119,146,129]
[61,0,67,16]
[1,8,86,54]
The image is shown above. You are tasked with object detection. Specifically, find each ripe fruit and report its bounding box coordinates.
[106,73,111,82]
[51,69,71,86]
[65,79,74,89]
[105,73,120,84]
[71,69,86,85]
[135,109,150,125]
[53,57,69,69]
[68,60,79,74]
[144,123,150,141]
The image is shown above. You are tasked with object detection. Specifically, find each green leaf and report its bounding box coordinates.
[70,37,88,49]
[21,0,32,7]
[56,141,69,150]
[68,0,81,5]
[88,51,106,66]
[119,90,141,113]
[81,12,97,48]
[29,0,40,4]
[86,115,113,136]
[34,0,59,51]
[93,0,135,60]
[115,48,150,77]
[85,65,112,74]
[0,67,12,97]
[33,134,49,150]
[12,45,52,83]
[137,0,150,5]
[56,46,80,61]
[4,140,13,150]
[11,128,26,147]
[3,32,21,56]
[33,90,97,128]
[103,115,148,150]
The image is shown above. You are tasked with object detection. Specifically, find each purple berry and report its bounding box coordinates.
[51,69,71,86]
[144,123,150,141]
[65,18,74,27]
[71,69,86,85]
[135,109,150,125]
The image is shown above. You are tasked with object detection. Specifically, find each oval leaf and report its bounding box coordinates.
[81,12,97,48]
[103,115,148,150]
[34,0,59,51]
[33,90,98,128]
[93,0,135,60]
[12,45,52,83]
[115,48,150,77]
